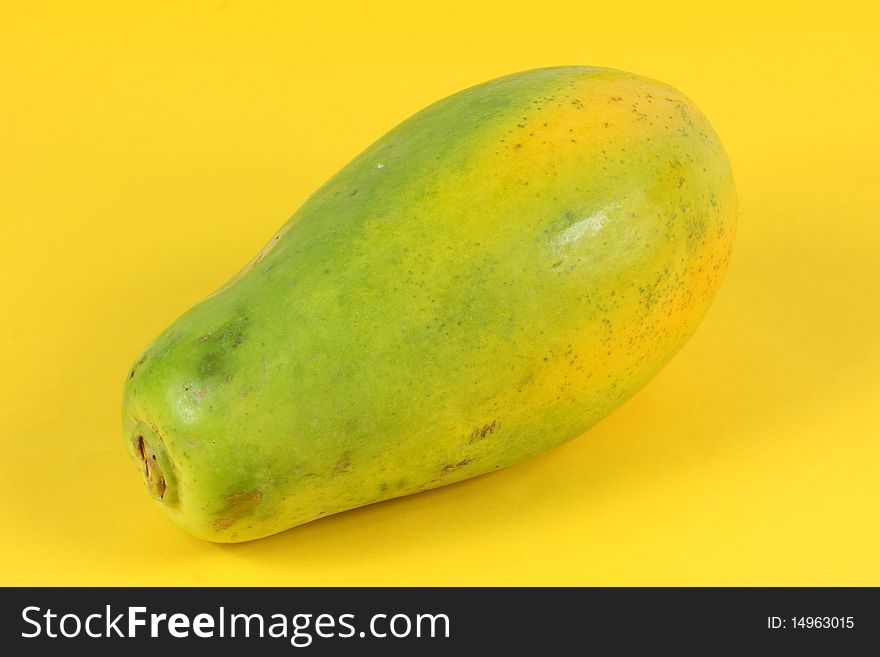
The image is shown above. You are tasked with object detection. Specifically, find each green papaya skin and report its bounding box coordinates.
[123,66,736,542]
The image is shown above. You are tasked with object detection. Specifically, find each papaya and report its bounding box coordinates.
[122,66,736,542]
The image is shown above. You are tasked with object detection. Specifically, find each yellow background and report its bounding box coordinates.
[2,0,878,585]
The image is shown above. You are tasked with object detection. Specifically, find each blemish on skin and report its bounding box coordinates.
[200,316,248,343]
[468,419,500,443]
[553,206,617,247]
[214,490,262,530]
[198,352,224,377]
[129,353,148,380]
[134,435,166,500]
[440,457,472,475]
[334,451,352,475]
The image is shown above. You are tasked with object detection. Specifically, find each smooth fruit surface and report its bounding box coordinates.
[122,66,736,542]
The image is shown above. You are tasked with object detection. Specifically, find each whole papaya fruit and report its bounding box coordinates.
[123,66,736,542]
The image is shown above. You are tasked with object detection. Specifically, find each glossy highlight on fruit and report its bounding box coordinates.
[122,66,737,542]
